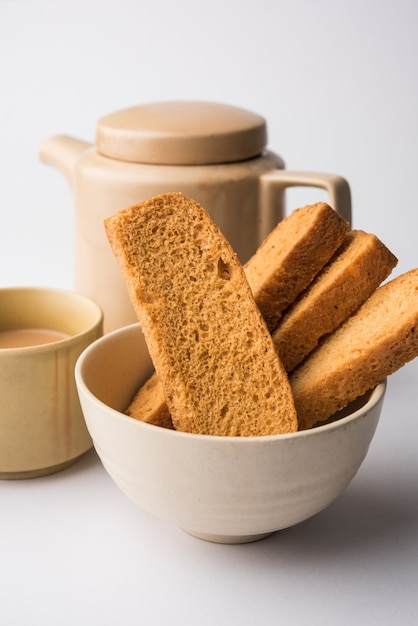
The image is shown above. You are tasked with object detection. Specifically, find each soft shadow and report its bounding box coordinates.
[252,473,418,562]
[60,447,102,476]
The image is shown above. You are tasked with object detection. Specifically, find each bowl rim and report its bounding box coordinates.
[75,323,387,444]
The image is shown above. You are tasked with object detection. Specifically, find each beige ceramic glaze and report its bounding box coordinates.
[75,323,385,544]
[40,101,352,333]
[0,287,103,479]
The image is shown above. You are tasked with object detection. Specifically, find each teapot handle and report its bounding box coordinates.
[259,170,352,243]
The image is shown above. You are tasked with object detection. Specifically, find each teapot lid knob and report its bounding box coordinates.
[96,101,267,165]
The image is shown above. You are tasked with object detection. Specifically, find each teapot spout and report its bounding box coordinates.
[39,135,92,187]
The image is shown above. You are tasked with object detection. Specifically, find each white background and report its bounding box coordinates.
[1,1,417,625]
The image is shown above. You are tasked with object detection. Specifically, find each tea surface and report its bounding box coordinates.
[0,328,69,348]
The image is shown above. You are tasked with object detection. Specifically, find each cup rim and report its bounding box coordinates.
[0,286,103,353]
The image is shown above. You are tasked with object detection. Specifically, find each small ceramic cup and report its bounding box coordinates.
[0,287,103,479]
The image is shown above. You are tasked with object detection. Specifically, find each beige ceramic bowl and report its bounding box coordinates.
[75,323,386,544]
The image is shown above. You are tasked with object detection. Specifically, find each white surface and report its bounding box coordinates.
[1,1,417,624]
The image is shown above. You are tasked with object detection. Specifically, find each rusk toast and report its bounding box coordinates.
[126,202,349,429]
[105,193,298,436]
[126,373,174,430]
[272,230,398,371]
[244,201,349,332]
[290,269,418,429]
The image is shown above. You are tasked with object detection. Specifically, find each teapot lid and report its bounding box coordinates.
[96,101,267,165]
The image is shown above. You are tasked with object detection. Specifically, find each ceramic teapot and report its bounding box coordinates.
[40,101,351,333]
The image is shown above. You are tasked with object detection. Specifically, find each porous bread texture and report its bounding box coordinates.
[126,373,174,430]
[244,202,349,332]
[272,230,398,371]
[125,202,350,430]
[290,268,418,430]
[105,192,298,436]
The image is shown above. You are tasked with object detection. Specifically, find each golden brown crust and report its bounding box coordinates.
[272,230,398,371]
[105,193,297,436]
[244,202,349,332]
[290,269,418,429]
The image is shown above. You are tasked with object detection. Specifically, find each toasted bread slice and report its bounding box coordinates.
[127,371,170,427]
[105,192,297,436]
[244,201,349,332]
[126,373,174,430]
[272,230,398,371]
[125,201,349,429]
[290,269,418,429]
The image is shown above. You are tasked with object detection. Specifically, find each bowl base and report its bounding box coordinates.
[183,529,276,544]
